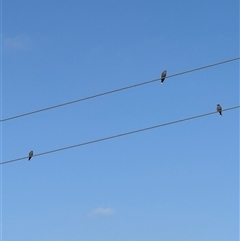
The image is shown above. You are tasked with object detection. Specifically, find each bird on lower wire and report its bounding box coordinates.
[28,150,33,161]
[161,70,167,83]
[216,104,222,116]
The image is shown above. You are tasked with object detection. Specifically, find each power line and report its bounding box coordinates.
[1,105,239,165]
[1,57,239,123]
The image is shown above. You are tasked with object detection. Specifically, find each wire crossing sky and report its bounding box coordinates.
[1,57,239,123]
[1,105,239,165]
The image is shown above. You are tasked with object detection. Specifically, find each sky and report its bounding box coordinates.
[0,0,239,240]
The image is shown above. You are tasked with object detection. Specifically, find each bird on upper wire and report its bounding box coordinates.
[216,104,222,116]
[161,70,167,84]
[28,150,33,161]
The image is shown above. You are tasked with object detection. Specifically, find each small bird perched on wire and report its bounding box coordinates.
[216,104,222,116]
[161,70,167,84]
[28,150,33,161]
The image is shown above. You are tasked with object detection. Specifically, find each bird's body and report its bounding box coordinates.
[161,70,167,83]
[28,150,33,160]
[217,104,222,115]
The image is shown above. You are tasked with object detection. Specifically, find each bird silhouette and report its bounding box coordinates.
[161,70,167,83]
[28,150,33,161]
[216,104,222,116]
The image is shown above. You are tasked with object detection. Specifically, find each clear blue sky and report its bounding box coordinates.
[1,0,239,240]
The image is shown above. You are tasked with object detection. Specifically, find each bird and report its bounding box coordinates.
[28,150,33,161]
[216,104,222,116]
[161,70,167,83]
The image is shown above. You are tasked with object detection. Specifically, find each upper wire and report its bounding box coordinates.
[1,57,239,123]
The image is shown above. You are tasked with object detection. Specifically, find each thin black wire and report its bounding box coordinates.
[1,105,239,165]
[1,57,239,123]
